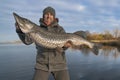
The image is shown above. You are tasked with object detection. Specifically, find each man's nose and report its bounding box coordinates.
[47,14,51,17]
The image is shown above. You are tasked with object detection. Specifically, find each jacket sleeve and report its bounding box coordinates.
[16,30,33,45]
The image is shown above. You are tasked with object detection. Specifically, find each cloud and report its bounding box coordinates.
[42,0,86,12]
[76,5,86,11]
[0,0,120,42]
[88,0,120,7]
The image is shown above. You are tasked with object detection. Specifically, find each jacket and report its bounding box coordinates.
[16,18,68,71]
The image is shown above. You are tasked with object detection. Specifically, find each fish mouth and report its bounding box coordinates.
[13,12,23,26]
[13,12,34,33]
[13,12,27,32]
[13,12,20,23]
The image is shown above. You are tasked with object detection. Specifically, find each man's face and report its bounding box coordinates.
[43,12,54,26]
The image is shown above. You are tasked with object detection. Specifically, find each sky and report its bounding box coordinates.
[0,0,120,42]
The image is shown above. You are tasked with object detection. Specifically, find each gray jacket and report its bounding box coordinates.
[16,18,68,71]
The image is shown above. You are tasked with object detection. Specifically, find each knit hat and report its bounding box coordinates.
[43,6,56,17]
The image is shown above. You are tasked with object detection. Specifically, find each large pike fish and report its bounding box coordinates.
[13,12,98,54]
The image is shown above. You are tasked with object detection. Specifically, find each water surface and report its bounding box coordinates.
[0,44,120,80]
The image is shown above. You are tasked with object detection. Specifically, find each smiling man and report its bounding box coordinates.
[15,6,70,80]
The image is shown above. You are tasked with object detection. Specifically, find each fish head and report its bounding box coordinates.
[13,12,34,33]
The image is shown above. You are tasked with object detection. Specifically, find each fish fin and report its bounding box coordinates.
[91,44,99,55]
[73,30,87,39]
[72,44,89,50]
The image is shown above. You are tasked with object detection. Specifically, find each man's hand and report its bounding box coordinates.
[64,41,73,48]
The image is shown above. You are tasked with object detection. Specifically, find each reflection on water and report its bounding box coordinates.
[67,46,120,80]
[0,44,120,80]
[78,45,120,59]
[100,46,120,59]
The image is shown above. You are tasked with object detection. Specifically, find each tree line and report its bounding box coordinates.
[87,28,120,40]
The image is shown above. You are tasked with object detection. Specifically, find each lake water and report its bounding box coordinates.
[0,44,120,80]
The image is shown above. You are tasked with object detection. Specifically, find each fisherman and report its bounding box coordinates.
[15,6,70,80]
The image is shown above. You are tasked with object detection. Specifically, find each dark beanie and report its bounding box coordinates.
[43,6,56,17]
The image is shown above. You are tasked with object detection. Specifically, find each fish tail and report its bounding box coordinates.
[91,43,99,55]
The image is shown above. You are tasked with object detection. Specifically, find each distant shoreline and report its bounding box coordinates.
[91,40,120,47]
[0,40,22,44]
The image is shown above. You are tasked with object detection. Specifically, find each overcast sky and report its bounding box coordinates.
[0,0,120,42]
